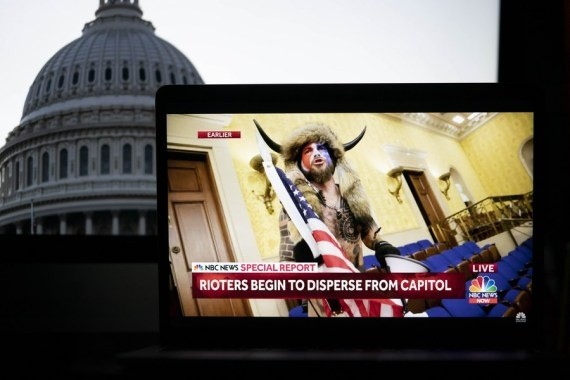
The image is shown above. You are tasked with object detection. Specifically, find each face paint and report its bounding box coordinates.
[300,142,333,172]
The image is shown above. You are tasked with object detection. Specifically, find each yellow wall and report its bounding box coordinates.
[460,113,533,198]
[221,113,533,259]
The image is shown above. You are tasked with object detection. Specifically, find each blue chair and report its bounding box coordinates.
[501,255,527,273]
[363,254,380,270]
[496,261,522,283]
[453,244,475,259]
[522,237,533,250]
[441,249,465,266]
[417,239,433,250]
[289,304,308,317]
[503,289,532,314]
[487,303,517,317]
[403,242,422,256]
[507,250,531,268]
[482,272,512,296]
[502,288,522,304]
[517,275,532,290]
[440,298,487,317]
[425,306,452,317]
[424,253,455,272]
[462,241,482,254]
[512,245,533,262]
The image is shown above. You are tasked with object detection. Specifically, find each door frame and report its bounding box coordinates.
[168,152,252,316]
[166,114,286,316]
[403,169,456,246]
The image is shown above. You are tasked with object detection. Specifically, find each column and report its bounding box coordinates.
[112,211,119,235]
[36,218,43,235]
[138,210,146,235]
[59,214,67,235]
[85,212,93,235]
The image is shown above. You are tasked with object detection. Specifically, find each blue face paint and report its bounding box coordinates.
[316,143,333,166]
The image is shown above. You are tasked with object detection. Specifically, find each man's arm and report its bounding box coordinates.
[278,208,296,262]
[361,221,400,269]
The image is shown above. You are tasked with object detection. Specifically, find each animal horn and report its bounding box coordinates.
[253,119,282,153]
[343,126,367,151]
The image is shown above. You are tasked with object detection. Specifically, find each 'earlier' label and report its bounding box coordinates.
[197,131,241,138]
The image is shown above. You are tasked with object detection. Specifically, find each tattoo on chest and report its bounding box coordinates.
[336,207,358,244]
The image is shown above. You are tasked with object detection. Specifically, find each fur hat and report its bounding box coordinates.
[279,123,374,231]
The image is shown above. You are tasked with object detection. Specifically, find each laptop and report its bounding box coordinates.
[120,83,542,373]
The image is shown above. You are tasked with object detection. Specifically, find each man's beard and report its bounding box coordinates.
[304,164,334,184]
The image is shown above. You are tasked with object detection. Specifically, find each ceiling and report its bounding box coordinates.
[388,112,499,139]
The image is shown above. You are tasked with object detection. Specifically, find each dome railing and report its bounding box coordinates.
[0,176,156,208]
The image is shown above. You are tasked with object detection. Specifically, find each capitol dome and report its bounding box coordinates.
[0,0,204,235]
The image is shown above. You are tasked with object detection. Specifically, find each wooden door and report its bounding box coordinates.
[405,171,457,246]
[168,154,252,316]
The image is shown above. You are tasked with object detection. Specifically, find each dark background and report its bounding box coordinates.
[499,0,569,355]
[1,0,568,377]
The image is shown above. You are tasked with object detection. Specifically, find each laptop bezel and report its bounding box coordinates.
[155,83,542,352]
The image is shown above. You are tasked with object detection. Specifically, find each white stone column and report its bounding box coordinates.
[138,210,146,235]
[59,214,67,235]
[112,211,119,235]
[36,219,43,235]
[85,212,93,235]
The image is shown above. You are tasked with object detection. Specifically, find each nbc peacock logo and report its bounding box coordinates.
[192,263,204,272]
[468,275,498,304]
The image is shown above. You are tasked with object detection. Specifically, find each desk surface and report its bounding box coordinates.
[3,332,568,378]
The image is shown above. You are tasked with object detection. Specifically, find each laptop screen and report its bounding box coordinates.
[156,84,540,351]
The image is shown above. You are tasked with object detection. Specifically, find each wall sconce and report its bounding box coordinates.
[387,167,404,204]
[249,153,278,214]
[438,172,451,200]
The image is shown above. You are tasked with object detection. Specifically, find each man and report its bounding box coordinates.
[256,121,401,316]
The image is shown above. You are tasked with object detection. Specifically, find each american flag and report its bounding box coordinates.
[274,167,403,318]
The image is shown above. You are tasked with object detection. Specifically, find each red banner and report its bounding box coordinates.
[197,131,241,138]
[192,272,465,299]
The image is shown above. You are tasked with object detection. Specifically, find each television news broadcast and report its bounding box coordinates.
[165,111,534,320]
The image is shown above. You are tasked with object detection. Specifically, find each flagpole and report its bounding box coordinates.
[255,130,320,258]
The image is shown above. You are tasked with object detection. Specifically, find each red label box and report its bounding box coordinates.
[470,263,498,273]
[197,131,241,138]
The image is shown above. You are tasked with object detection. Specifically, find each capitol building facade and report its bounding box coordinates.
[0,0,203,235]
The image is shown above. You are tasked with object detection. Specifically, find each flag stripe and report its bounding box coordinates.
[309,223,359,271]
[311,229,344,254]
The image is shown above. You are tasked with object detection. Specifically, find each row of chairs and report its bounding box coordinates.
[421,236,533,317]
[423,281,531,318]
[363,238,449,271]
[291,236,533,317]
[421,241,497,277]
[397,239,435,256]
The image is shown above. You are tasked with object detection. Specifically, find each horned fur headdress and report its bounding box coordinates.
[254,120,374,230]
